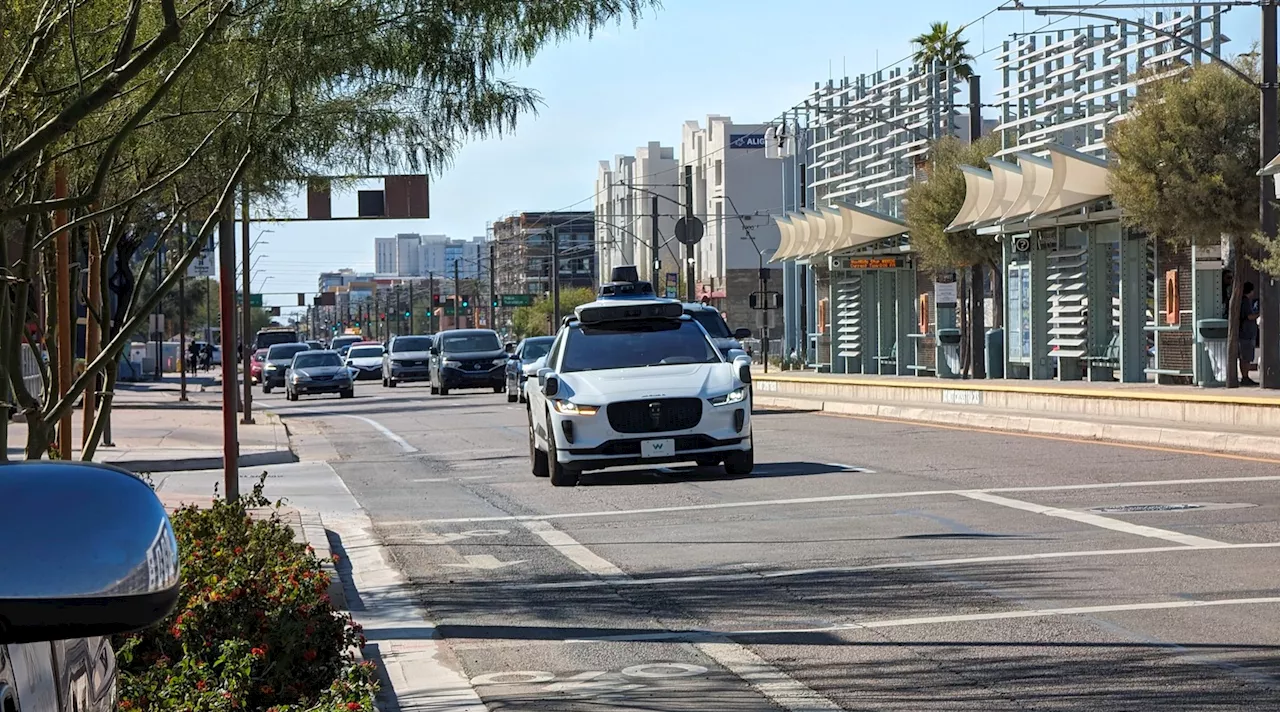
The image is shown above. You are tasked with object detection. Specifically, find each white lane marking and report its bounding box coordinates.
[442,554,526,570]
[413,475,500,483]
[825,463,876,473]
[960,491,1227,548]
[421,449,518,458]
[417,474,1280,524]
[574,597,1280,643]
[518,519,843,711]
[510,541,1280,591]
[345,415,418,453]
[520,520,626,579]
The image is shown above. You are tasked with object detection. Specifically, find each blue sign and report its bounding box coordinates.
[729,133,766,149]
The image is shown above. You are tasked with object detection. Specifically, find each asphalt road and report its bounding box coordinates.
[262,378,1280,711]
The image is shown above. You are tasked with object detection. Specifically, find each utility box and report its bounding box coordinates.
[936,328,963,379]
[985,328,1004,380]
[1197,318,1230,388]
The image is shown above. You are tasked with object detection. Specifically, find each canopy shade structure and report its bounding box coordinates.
[1004,152,1054,223]
[770,202,906,262]
[1031,145,1111,218]
[1260,153,1280,199]
[974,159,1022,227]
[946,166,995,232]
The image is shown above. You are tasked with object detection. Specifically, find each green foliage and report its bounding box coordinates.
[510,287,596,337]
[911,21,974,78]
[1108,63,1260,247]
[114,478,375,711]
[905,135,1001,270]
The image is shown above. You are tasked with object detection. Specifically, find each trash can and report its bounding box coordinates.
[985,328,1004,380]
[1197,318,1229,388]
[936,328,963,379]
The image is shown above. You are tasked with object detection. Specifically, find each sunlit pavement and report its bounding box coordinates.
[260,380,1280,711]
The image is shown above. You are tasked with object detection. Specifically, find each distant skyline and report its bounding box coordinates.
[234,0,1258,317]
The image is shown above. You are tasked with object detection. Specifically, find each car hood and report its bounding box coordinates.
[347,357,382,367]
[559,363,735,401]
[294,366,347,378]
[389,350,430,361]
[266,358,297,367]
[442,349,506,361]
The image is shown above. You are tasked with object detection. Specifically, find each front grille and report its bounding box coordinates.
[594,435,726,456]
[607,398,702,434]
[311,375,333,381]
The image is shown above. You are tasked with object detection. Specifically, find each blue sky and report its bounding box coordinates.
[247,1,1258,314]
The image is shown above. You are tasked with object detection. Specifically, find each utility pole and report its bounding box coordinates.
[217,205,240,500]
[239,184,254,424]
[489,241,497,331]
[396,285,403,336]
[409,281,415,333]
[651,196,661,289]
[454,259,461,328]
[969,74,986,380]
[54,166,72,458]
[684,165,696,303]
[551,225,561,327]
[1262,2,1279,388]
[428,271,435,333]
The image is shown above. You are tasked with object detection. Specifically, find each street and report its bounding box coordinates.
[248,379,1280,711]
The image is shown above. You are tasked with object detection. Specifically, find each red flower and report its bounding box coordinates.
[260,685,274,695]
[119,700,134,710]
[222,692,233,700]
[346,703,361,711]
[234,546,243,555]
[303,649,317,661]
[196,681,208,691]
[251,647,266,657]
[305,623,315,635]
[169,626,181,639]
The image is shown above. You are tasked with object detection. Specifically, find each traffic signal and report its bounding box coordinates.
[403,310,410,319]
[461,297,470,309]
[331,324,337,332]
[379,312,386,320]
[432,294,442,306]
[492,298,499,308]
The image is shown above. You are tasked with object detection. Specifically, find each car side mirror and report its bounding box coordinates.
[727,348,748,362]
[733,327,752,340]
[0,462,180,644]
[537,367,553,387]
[734,355,752,384]
[542,374,560,398]
[429,347,439,355]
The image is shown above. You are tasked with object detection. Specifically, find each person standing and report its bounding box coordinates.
[1239,281,1260,386]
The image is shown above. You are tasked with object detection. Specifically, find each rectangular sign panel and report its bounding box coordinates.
[500,294,534,307]
[728,133,766,149]
[845,256,904,270]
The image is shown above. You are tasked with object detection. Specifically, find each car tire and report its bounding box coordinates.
[518,390,527,404]
[507,391,518,403]
[493,385,504,394]
[723,441,754,476]
[387,378,397,388]
[340,388,354,399]
[430,382,439,394]
[263,385,272,394]
[547,428,578,487]
[439,386,450,396]
[530,417,549,478]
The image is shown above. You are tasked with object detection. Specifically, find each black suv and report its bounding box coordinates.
[429,329,507,396]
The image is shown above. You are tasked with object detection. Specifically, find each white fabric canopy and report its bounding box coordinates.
[946,166,995,232]
[1032,145,1111,217]
[1004,153,1054,223]
[974,159,1022,226]
[769,202,906,262]
[772,216,797,260]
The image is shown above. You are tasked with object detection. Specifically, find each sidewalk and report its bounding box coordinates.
[753,370,1280,459]
[5,373,295,472]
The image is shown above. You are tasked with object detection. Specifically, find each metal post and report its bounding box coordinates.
[1261,1,1279,388]
[178,273,188,401]
[969,74,986,379]
[154,241,163,381]
[239,184,254,424]
[489,241,497,330]
[454,259,461,328]
[428,272,435,333]
[205,276,212,343]
[396,286,403,335]
[684,165,696,303]
[761,260,769,373]
[217,207,240,500]
[551,227,561,327]
[651,196,660,286]
[54,166,73,458]
[409,281,415,333]
[83,210,103,440]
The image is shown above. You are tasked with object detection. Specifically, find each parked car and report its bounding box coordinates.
[382,335,433,387]
[1,461,180,712]
[344,342,385,381]
[250,348,269,384]
[261,342,310,393]
[505,336,555,403]
[429,329,507,396]
[285,350,354,400]
[683,302,751,360]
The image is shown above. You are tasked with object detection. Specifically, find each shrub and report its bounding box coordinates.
[115,480,377,712]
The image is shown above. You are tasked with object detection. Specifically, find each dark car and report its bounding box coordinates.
[285,350,354,400]
[429,329,507,396]
[261,342,310,393]
[306,340,324,350]
[382,335,433,387]
[504,336,555,403]
[254,327,300,352]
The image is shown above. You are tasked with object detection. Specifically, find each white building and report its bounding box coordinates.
[374,233,453,277]
[374,237,397,275]
[680,115,783,327]
[594,142,679,291]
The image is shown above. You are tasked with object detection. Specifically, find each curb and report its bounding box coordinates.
[754,395,1280,460]
[105,449,299,474]
[297,511,347,610]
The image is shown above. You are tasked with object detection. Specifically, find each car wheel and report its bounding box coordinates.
[519,390,527,404]
[529,416,549,478]
[493,385,504,394]
[546,425,578,487]
[695,456,721,467]
[263,385,272,394]
[430,381,439,394]
[340,388,354,399]
[723,440,754,476]
[507,391,518,403]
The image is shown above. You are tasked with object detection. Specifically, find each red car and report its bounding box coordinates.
[250,348,269,384]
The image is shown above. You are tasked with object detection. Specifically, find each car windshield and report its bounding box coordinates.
[267,344,309,360]
[293,352,342,368]
[252,350,267,362]
[332,337,360,348]
[348,346,383,359]
[521,339,554,361]
[442,332,500,353]
[688,309,732,338]
[392,337,432,353]
[559,320,719,372]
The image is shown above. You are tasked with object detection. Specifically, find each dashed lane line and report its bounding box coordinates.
[345,415,418,453]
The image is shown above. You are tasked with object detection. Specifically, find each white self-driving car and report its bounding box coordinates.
[526,268,754,487]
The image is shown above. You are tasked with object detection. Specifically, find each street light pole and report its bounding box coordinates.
[684,165,696,303]
[1261,1,1279,388]
[551,226,561,327]
[240,184,254,425]
[489,241,497,330]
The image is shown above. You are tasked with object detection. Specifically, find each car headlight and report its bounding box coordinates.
[265,364,278,372]
[492,358,508,366]
[551,400,599,416]
[709,387,746,407]
[443,360,462,368]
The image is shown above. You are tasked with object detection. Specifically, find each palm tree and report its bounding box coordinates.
[912,21,974,79]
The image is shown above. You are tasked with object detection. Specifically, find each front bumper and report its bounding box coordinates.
[548,397,751,471]
[389,364,431,381]
[291,379,352,395]
[349,366,381,381]
[440,366,504,389]
[262,370,287,387]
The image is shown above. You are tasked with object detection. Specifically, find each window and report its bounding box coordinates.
[687,309,731,338]
[347,346,384,359]
[293,352,343,368]
[560,321,719,372]
[521,338,554,361]
[392,336,432,352]
[267,343,309,360]
[442,332,501,353]
[714,159,722,186]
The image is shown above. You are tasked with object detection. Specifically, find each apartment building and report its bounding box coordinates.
[594,142,680,292]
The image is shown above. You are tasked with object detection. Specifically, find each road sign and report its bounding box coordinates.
[186,253,214,278]
[674,217,704,246]
[500,294,534,307]
[148,314,165,333]
[749,291,782,310]
[235,293,264,307]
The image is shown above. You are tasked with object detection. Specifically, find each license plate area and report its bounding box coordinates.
[641,439,675,458]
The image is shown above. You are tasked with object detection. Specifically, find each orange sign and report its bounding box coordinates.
[846,256,903,269]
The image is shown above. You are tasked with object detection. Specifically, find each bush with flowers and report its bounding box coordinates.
[113,479,378,711]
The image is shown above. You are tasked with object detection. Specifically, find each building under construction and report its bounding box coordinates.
[491,211,597,303]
